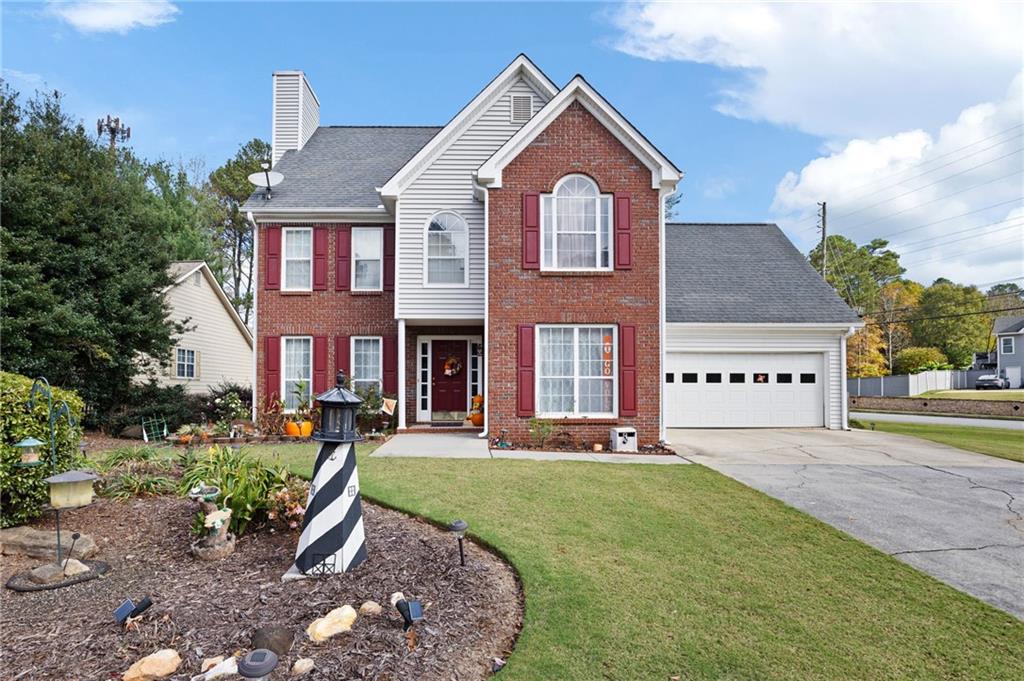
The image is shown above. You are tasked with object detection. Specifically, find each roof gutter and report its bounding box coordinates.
[245,206,392,222]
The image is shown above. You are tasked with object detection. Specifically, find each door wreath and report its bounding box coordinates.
[442,356,463,377]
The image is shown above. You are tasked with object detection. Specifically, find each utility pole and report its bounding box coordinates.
[97,115,131,151]
[817,201,827,278]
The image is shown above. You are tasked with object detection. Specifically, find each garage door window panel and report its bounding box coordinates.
[729,373,745,383]
[537,325,616,417]
[777,373,793,383]
[706,373,722,383]
[800,373,816,383]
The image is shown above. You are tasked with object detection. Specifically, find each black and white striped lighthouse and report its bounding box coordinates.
[283,372,367,580]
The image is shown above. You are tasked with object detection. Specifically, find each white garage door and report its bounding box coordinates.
[665,353,825,427]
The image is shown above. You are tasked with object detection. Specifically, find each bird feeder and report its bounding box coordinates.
[13,437,44,467]
[44,470,98,509]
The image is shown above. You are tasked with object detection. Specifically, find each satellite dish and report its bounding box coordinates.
[248,166,284,199]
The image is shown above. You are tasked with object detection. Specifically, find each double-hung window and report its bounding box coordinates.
[1002,337,1015,354]
[537,325,616,417]
[175,348,196,379]
[282,336,312,411]
[426,211,468,285]
[351,337,383,394]
[542,175,612,271]
[352,227,383,290]
[282,227,312,290]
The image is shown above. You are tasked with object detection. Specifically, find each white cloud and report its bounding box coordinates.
[772,74,1023,289]
[2,68,45,88]
[702,177,736,200]
[47,1,179,34]
[611,2,1023,139]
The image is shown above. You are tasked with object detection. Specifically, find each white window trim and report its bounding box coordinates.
[281,226,313,291]
[535,324,618,419]
[281,335,312,414]
[510,93,534,123]
[423,210,470,288]
[1002,336,1015,354]
[351,226,384,292]
[175,347,196,380]
[350,336,384,393]
[541,174,614,273]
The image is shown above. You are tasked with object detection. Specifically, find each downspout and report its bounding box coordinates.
[658,186,668,444]
[841,326,856,430]
[248,211,259,423]
[473,175,489,439]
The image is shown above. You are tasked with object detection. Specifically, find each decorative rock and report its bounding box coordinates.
[306,605,357,642]
[200,656,223,672]
[0,527,97,560]
[27,559,88,584]
[291,658,315,676]
[359,600,382,616]
[190,533,236,561]
[252,624,294,657]
[189,656,237,681]
[122,649,181,681]
[61,558,90,576]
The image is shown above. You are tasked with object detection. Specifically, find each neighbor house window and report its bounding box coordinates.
[282,337,312,411]
[175,348,196,379]
[352,227,383,290]
[537,325,616,417]
[282,227,312,290]
[426,211,468,285]
[351,337,382,393]
[1002,337,1015,354]
[541,175,612,270]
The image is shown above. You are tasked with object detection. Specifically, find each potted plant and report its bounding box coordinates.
[287,381,314,437]
[469,394,484,427]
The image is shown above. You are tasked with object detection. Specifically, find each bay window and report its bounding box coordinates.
[426,211,468,285]
[282,336,312,411]
[351,337,382,393]
[352,227,383,290]
[542,175,612,270]
[282,227,312,290]
[537,325,616,417]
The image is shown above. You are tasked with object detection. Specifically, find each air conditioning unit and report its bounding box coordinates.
[609,427,637,453]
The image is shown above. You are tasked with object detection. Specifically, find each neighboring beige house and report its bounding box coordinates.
[151,261,253,393]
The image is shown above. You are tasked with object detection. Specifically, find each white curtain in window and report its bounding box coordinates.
[284,229,312,289]
[353,228,382,290]
[353,338,382,393]
[543,177,611,269]
[538,326,615,416]
[283,338,311,410]
[538,327,575,414]
[427,212,468,284]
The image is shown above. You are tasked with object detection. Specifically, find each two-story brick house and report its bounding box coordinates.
[244,56,860,444]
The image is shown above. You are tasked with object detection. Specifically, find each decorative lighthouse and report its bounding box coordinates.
[283,371,367,580]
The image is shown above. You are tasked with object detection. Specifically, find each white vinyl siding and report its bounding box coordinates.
[537,325,617,418]
[352,227,383,291]
[272,71,319,165]
[396,76,551,319]
[282,227,312,290]
[351,336,383,393]
[282,336,312,411]
[665,325,848,430]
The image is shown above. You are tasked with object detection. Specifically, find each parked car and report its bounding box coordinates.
[975,374,1010,389]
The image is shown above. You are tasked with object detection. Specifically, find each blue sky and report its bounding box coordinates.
[4,2,1022,288]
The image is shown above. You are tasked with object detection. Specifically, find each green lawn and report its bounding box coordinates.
[245,441,1024,680]
[919,389,1024,402]
[852,420,1024,463]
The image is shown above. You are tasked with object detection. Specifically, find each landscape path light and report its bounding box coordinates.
[283,371,367,580]
[238,649,278,681]
[448,519,468,566]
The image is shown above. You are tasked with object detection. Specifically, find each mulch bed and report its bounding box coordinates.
[0,497,522,680]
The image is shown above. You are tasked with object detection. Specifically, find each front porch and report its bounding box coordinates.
[398,322,484,430]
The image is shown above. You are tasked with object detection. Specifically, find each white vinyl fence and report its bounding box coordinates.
[848,370,991,397]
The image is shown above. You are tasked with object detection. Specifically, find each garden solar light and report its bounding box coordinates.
[448,519,468,566]
[391,592,425,632]
[13,437,44,466]
[238,648,278,681]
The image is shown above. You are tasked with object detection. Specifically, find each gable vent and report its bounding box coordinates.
[510,94,533,123]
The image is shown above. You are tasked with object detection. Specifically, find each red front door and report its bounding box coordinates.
[432,340,468,416]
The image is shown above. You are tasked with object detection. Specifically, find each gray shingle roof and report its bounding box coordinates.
[243,126,441,210]
[665,223,861,324]
[994,315,1024,334]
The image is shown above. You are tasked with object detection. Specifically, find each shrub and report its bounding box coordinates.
[268,476,310,530]
[196,382,253,422]
[0,372,85,528]
[101,472,176,501]
[892,347,950,375]
[179,446,288,535]
[100,380,205,436]
[528,417,554,447]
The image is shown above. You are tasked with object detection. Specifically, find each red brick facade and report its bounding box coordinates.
[486,102,662,445]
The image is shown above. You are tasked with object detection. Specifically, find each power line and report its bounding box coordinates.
[894,220,1024,256]
[862,305,1024,326]
[894,215,1023,249]
[871,197,1023,240]
[900,233,1023,268]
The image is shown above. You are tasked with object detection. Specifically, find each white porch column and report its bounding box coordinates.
[397,318,407,430]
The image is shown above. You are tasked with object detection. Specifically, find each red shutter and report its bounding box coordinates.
[313,226,328,290]
[382,334,398,394]
[264,226,281,290]
[335,225,351,291]
[264,335,281,408]
[614,193,632,270]
[517,324,535,416]
[383,227,396,291]
[335,335,350,375]
[619,324,637,417]
[313,335,328,393]
[522,192,540,269]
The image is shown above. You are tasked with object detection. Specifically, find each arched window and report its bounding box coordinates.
[426,211,469,285]
[542,175,611,270]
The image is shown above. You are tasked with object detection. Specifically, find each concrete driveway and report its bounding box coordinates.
[670,428,1024,619]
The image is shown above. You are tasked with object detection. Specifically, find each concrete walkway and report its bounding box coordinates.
[372,432,689,464]
[853,411,1024,430]
[672,428,1024,619]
